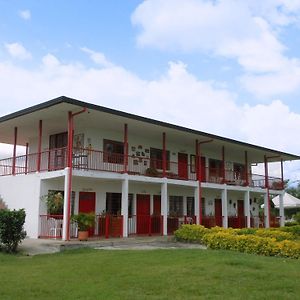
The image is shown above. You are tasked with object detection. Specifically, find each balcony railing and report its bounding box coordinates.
[0,147,283,189]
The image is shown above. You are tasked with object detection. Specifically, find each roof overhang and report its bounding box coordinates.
[0,96,299,164]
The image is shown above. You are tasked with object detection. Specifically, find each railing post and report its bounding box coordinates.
[12,127,17,175]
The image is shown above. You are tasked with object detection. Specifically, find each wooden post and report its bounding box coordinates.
[124,124,128,173]
[244,151,249,186]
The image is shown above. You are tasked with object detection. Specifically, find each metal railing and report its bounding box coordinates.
[0,147,283,189]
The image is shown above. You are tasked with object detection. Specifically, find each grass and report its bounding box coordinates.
[0,248,299,299]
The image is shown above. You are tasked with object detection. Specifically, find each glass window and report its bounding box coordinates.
[186,197,195,216]
[150,148,170,170]
[169,196,183,216]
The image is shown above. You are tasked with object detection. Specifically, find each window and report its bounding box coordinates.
[169,196,183,216]
[209,159,223,177]
[190,155,196,173]
[103,139,124,164]
[233,163,245,180]
[106,193,133,216]
[150,148,170,170]
[187,197,195,216]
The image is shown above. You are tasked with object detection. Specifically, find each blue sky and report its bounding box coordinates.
[1,0,300,180]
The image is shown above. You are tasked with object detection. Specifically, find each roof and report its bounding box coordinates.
[272,193,300,208]
[0,95,299,162]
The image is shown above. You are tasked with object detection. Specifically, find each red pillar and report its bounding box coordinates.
[244,151,249,186]
[12,127,17,175]
[280,159,284,189]
[37,120,42,172]
[124,124,128,173]
[66,112,74,241]
[25,143,29,174]
[162,132,166,177]
[264,155,271,227]
[222,146,225,183]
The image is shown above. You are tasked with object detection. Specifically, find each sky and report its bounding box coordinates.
[0,0,300,182]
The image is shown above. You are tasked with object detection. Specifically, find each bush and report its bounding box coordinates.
[174,224,208,243]
[0,209,26,253]
[293,212,300,224]
[174,224,300,259]
[279,225,300,237]
[285,221,299,227]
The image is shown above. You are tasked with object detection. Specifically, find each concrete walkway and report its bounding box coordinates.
[19,236,205,256]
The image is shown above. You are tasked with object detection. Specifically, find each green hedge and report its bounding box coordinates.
[174,225,300,259]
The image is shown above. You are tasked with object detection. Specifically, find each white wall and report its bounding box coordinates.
[0,174,41,238]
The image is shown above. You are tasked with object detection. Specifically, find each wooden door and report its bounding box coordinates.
[79,192,96,236]
[214,199,222,226]
[136,194,150,234]
[153,195,161,215]
[178,153,188,179]
[237,200,245,228]
[49,132,68,170]
[152,195,161,234]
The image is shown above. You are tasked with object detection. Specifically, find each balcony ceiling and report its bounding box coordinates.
[0,96,299,164]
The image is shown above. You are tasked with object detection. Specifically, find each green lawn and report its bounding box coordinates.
[0,248,299,299]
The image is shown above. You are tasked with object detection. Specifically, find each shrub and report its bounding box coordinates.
[285,221,299,227]
[0,209,26,253]
[254,229,295,241]
[174,224,208,243]
[279,225,300,237]
[293,212,300,224]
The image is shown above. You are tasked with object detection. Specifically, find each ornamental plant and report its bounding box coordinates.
[42,191,64,215]
[0,209,26,253]
[71,213,95,231]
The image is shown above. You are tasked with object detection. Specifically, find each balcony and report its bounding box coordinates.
[0,147,283,189]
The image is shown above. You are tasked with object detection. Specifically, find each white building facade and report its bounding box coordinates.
[0,96,297,240]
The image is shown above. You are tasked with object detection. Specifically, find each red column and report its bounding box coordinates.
[124,124,128,173]
[222,146,225,183]
[280,159,284,189]
[25,142,29,174]
[195,140,199,180]
[162,132,166,177]
[264,155,271,227]
[37,120,42,172]
[12,127,17,175]
[66,112,74,241]
[245,151,249,186]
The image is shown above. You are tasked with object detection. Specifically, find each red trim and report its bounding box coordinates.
[245,151,249,186]
[124,123,128,173]
[280,159,284,189]
[12,127,17,175]
[25,142,29,174]
[264,155,271,227]
[37,120,42,172]
[222,146,225,183]
[162,132,166,177]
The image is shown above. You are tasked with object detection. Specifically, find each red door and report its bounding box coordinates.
[79,192,96,236]
[237,200,245,228]
[178,153,188,179]
[215,199,222,226]
[136,194,150,234]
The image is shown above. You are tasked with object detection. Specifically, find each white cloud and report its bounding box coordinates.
[81,47,113,67]
[131,0,300,97]
[4,42,32,60]
[18,9,31,21]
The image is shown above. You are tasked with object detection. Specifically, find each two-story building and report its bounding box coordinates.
[0,96,298,240]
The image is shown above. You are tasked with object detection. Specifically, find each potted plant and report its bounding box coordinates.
[71,213,95,241]
[41,191,64,216]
